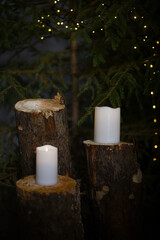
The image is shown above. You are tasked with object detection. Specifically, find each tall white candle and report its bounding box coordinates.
[36,145,58,186]
[94,106,120,144]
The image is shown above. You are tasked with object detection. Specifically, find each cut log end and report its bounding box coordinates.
[15,97,65,114]
[16,175,77,198]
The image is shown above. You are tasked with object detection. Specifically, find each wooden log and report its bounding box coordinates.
[16,175,84,240]
[83,140,142,240]
[15,93,71,177]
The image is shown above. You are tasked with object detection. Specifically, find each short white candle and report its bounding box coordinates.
[36,145,58,186]
[94,106,120,144]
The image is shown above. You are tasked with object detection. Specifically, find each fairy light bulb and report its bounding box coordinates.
[81,21,84,23]
[41,16,44,19]
[70,9,73,12]
[154,145,158,149]
[47,15,50,17]
[134,46,137,49]
[102,3,104,6]
[114,16,117,19]
[54,1,57,3]
[144,25,147,28]
[156,41,159,44]
[75,27,78,30]
[153,105,156,109]
[145,36,148,38]
[57,10,60,13]
[41,36,44,40]
[37,20,40,22]
[150,64,153,68]
[42,24,45,27]
[101,28,103,31]
[61,22,63,25]
[57,22,60,25]
[143,39,146,42]
[155,132,158,135]
[92,30,95,34]
[154,119,157,123]
[76,23,79,26]
[65,25,68,28]
[144,63,146,66]
[152,46,155,49]
[134,16,137,19]
[153,158,157,161]
[48,29,52,32]
[151,91,154,95]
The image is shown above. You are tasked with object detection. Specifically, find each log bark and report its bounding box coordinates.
[15,93,71,177]
[83,140,142,240]
[16,175,84,240]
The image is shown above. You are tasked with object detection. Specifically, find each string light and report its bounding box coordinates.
[47,15,50,17]
[102,3,104,6]
[48,29,52,32]
[70,9,73,12]
[150,64,153,68]
[114,16,117,19]
[155,132,158,135]
[61,22,64,25]
[65,25,68,28]
[41,16,44,19]
[154,119,157,123]
[57,22,60,25]
[143,39,146,42]
[152,46,155,49]
[57,10,60,13]
[134,16,137,19]
[151,91,154,95]
[42,25,45,27]
[156,41,159,44]
[153,105,156,109]
[134,46,137,49]
[145,36,148,38]
[101,28,103,31]
[37,20,40,22]
[144,25,147,28]
[154,145,158,149]
[75,27,78,30]
[153,158,157,161]
[81,21,84,23]
[92,30,95,34]
[54,1,57,3]
[41,36,44,40]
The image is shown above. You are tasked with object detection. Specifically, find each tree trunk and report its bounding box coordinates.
[16,175,84,240]
[83,140,142,240]
[70,33,79,138]
[15,93,71,177]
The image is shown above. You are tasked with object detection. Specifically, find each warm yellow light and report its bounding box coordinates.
[54,1,57,3]
[153,158,157,161]
[154,145,158,149]
[114,16,117,19]
[70,9,73,12]
[153,105,156,109]
[134,46,137,49]
[101,28,103,31]
[141,16,144,18]
[37,20,40,22]
[75,27,78,30]
[47,15,50,17]
[151,91,154,95]
[155,132,158,135]
[153,72,156,74]
[57,22,60,25]
[48,29,52,32]
[92,30,95,33]
[154,119,157,123]
[157,41,159,44]
[57,10,60,13]
[42,24,45,27]
[134,16,137,19]
[81,21,84,23]
[102,3,104,6]
[145,36,148,38]
[41,16,44,19]
[152,46,155,49]
[41,36,44,40]
[144,25,147,28]
[144,63,146,66]
[143,39,146,42]
[153,53,156,56]
[150,64,153,68]
[65,25,68,28]
[61,22,63,25]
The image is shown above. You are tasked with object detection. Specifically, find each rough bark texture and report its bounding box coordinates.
[16,175,84,240]
[14,93,71,177]
[83,140,142,240]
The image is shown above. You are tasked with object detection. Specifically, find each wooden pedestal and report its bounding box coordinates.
[16,175,84,240]
[15,93,71,177]
[83,140,142,240]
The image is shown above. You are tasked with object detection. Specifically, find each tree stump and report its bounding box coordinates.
[83,140,142,240]
[15,93,71,177]
[16,175,84,240]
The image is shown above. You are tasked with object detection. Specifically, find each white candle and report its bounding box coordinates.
[94,106,120,144]
[36,145,58,186]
